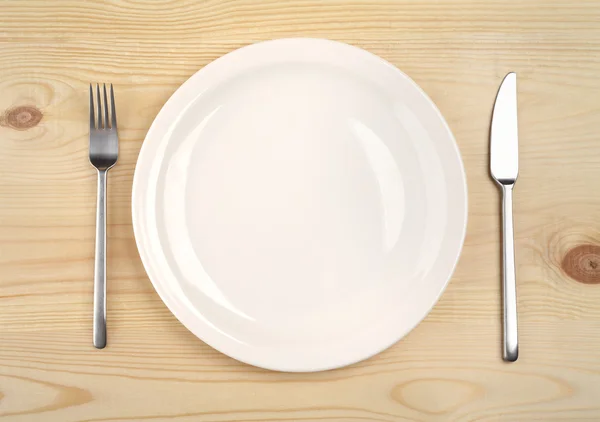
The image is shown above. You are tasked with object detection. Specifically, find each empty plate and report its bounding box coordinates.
[132,38,467,372]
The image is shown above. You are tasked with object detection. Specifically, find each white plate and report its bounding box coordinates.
[132,38,467,372]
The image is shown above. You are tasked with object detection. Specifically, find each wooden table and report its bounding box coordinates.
[2,1,600,421]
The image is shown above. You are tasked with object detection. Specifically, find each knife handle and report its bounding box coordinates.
[501,184,518,362]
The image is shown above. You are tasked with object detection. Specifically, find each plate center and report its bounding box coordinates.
[162,64,412,335]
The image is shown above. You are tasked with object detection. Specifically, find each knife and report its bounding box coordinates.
[490,72,519,362]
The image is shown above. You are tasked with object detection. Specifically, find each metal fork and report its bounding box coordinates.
[89,84,118,349]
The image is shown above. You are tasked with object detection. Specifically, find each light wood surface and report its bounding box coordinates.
[2,1,600,421]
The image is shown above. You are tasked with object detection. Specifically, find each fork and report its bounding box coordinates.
[89,84,118,349]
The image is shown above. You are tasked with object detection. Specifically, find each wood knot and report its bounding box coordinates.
[1,106,43,130]
[561,244,600,284]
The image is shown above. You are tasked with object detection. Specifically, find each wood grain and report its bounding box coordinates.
[2,0,600,420]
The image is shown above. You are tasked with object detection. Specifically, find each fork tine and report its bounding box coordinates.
[96,84,102,129]
[103,84,109,129]
[89,84,95,130]
[110,84,117,129]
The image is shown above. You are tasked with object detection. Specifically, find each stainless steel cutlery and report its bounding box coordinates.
[490,73,519,362]
[89,84,118,349]
[84,74,520,362]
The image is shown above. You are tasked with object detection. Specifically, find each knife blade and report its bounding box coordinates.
[491,72,519,184]
[490,72,519,362]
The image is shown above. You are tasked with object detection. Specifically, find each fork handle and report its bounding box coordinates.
[93,169,108,349]
[501,184,518,362]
